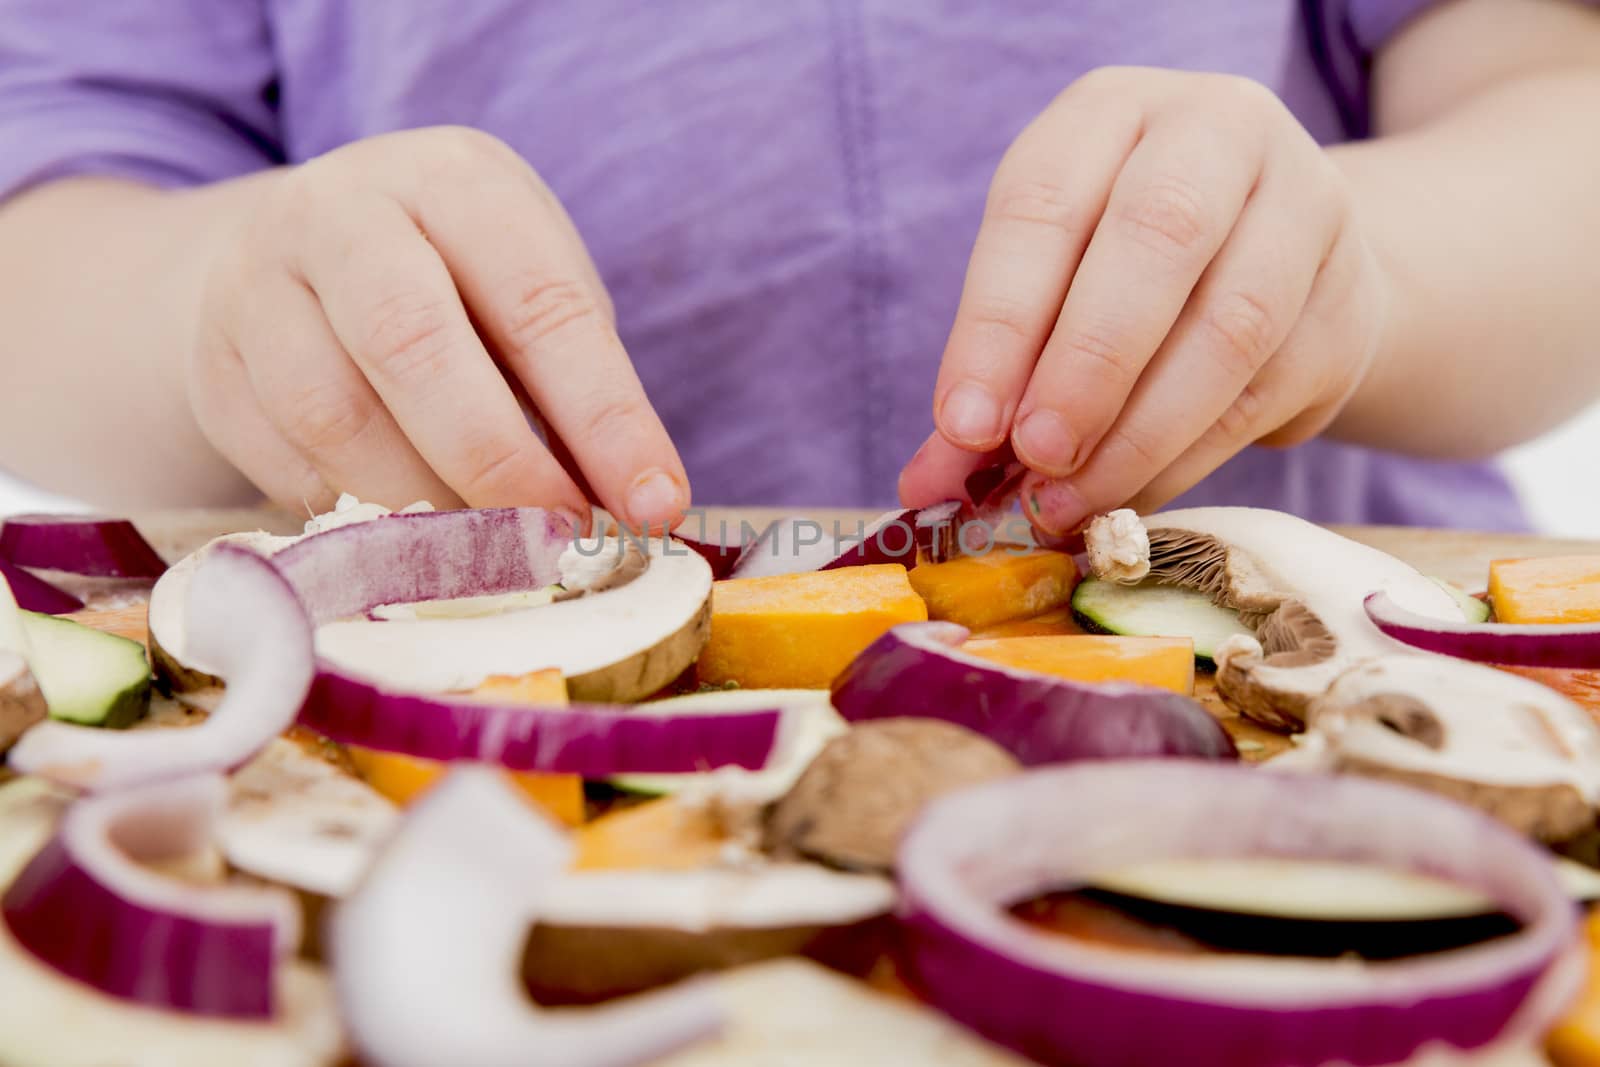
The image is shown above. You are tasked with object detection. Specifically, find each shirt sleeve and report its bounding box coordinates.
[0,0,282,204]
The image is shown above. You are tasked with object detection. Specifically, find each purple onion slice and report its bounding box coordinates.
[301,669,781,775]
[2,775,298,1019]
[831,621,1235,764]
[1366,589,1600,668]
[897,761,1583,1067]
[0,560,83,615]
[0,515,166,579]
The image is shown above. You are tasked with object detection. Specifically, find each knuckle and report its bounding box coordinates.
[1066,65,1140,101]
[577,393,650,445]
[360,292,457,381]
[1115,176,1213,261]
[988,179,1085,237]
[501,275,603,350]
[1056,323,1135,388]
[1203,290,1279,376]
[1210,74,1282,115]
[1212,381,1269,443]
[966,296,1040,348]
[1107,421,1165,470]
[282,379,375,453]
[431,125,517,168]
[457,436,532,500]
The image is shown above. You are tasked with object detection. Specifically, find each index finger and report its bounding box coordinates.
[292,194,588,517]
[416,164,689,533]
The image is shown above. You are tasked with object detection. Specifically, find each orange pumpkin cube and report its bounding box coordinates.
[962,634,1195,695]
[697,564,928,689]
[908,549,1079,631]
[1488,556,1600,624]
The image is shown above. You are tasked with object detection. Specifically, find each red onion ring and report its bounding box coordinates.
[1366,590,1600,668]
[10,544,313,790]
[2,775,298,1019]
[0,559,83,615]
[0,514,166,579]
[897,761,1584,1067]
[272,506,572,624]
[832,621,1235,764]
[334,766,720,1067]
[301,670,781,775]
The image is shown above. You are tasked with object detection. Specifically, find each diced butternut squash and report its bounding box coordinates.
[346,747,585,826]
[971,607,1084,639]
[346,666,582,825]
[1546,909,1600,1065]
[463,667,568,703]
[962,634,1195,695]
[1489,556,1600,624]
[908,550,1079,631]
[697,564,928,689]
[572,797,729,871]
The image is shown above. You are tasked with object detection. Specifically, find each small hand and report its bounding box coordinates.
[900,67,1390,532]
[189,126,688,531]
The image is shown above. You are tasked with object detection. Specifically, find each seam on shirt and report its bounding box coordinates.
[826,0,889,504]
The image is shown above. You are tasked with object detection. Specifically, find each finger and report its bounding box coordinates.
[1122,229,1371,513]
[1021,145,1341,533]
[227,272,464,510]
[932,87,1144,451]
[289,194,588,518]
[897,431,997,508]
[189,325,334,513]
[1011,107,1266,477]
[413,167,688,533]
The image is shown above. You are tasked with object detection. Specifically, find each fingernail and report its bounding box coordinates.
[1026,478,1089,537]
[1013,409,1077,474]
[938,382,1003,447]
[627,469,686,529]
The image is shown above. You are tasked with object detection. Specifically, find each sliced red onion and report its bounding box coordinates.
[0,514,166,579]
[963,460,1027,525]
[272,506,572,624]
[10,544,313,790]
[831,622,1234,764]
[333,766,720,1067]
[1366,590,1600,668]
[301,670,781,776]
[2,774,298,1019]
[670,534,746,580]
[897,761,1584,1067]
[0,559,83,615]
[912,500,964,564]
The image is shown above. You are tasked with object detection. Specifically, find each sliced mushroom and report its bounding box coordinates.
[1086,507,1600,838]
[764,720,1021,873]
[1295,656,1600,842]
[1085,507,1462,732]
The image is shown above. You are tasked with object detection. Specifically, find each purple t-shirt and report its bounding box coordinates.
[0,0,1528,528]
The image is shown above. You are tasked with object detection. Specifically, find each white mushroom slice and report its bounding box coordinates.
[312,537,709,700]
[0,650,45,754]
[218,738,398,900]
[1084,507,1462,731]
[1297,656,1600,842]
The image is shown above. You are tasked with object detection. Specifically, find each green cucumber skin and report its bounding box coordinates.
[20,612,150,728]
[1070,578,1250,667]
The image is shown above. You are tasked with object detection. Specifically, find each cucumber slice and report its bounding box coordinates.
[17,612,149,727]
[1071,573,1488,666]
[1071,577,1251,665]
[608,689,846,800]
[1429,576,1490,624]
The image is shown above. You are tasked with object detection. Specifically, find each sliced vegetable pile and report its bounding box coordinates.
[1,490,1600,1066]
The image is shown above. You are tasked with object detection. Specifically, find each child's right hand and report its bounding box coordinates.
[187,126,688,531]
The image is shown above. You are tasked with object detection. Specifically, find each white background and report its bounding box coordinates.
[4,409,1598,535]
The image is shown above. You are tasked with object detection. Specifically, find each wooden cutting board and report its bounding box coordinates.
[74,507,1600,763]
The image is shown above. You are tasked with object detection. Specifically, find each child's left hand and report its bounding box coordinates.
[899,66,1391,533]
